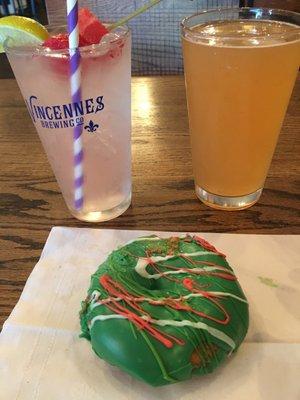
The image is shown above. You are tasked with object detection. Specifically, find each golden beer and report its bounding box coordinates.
[182,9,300,209]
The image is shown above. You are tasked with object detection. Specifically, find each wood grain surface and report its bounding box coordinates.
[253,1,300,12]
[0,75,299,328]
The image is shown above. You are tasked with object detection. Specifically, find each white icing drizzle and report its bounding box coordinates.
[89,291,247,310]
[90,290,101,302]
[90,314,125,322]
[89,314,236,350]
[182,292,247,303]
[134,251,227,279]
[139,266,234,280]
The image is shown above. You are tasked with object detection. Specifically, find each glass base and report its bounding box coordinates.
[195,185,262,211]
[69,193,131,222]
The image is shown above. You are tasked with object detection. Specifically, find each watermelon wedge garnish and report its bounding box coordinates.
[43,8,109,50]
[78,8,109,45]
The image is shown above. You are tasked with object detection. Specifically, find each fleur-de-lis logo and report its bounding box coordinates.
[84,120,99,133]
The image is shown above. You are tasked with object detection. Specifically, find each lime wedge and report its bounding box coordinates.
[0,16,49,53]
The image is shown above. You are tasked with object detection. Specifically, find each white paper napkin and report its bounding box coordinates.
[0,228,299,400]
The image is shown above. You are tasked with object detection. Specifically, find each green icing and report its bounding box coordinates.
[80,235,249,386]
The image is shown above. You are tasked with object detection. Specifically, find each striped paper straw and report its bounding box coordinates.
[67,0,84,210]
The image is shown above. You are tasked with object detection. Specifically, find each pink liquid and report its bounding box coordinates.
[7,28,131,221]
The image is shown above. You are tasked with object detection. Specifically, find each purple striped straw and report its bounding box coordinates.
[67,0,84,210]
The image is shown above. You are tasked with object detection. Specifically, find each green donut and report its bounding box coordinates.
[80,234,249,386]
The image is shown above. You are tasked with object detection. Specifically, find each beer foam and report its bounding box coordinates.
[185,20,300,48]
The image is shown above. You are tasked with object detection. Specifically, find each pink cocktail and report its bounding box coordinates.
[5,25,131,222]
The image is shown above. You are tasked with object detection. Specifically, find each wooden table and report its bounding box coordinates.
[0,76,299,328]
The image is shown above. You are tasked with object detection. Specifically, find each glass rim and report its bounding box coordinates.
[181,7,300,41]
[4,23,130,56]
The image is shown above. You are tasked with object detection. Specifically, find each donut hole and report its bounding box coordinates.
[130,271,157,291]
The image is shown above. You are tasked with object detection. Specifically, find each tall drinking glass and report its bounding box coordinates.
[181,8,300,210]
[5,26,131,222]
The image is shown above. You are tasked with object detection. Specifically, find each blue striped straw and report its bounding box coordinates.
[66,0,84,210]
